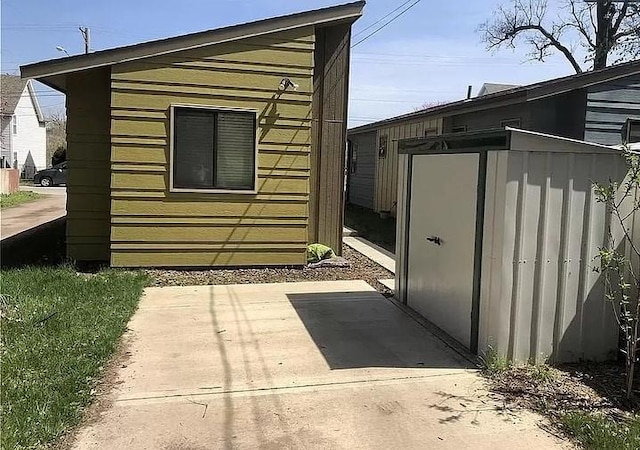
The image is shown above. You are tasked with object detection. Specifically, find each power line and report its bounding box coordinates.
[352,0,415,38]
[352,0,423,48]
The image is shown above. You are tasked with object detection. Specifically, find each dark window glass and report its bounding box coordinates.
[628,119,640,144]
[173,107,255,191]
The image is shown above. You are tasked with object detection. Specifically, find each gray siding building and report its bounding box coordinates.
[347,130,376,209]
[347,60,640,215]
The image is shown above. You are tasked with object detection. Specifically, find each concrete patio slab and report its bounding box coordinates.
[70,280,567,449]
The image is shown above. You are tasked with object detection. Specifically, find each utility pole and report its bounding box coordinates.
[79,27,90,54]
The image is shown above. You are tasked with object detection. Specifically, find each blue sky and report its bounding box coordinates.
[2,0,583,127]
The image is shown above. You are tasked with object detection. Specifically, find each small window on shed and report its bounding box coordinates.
[451,125,467,133]
[378,134,388,158]
[171,106,257,192]
[626,119,640,144]
[349,140,358,174]
[500,118,521,128]
[424,127,438,137]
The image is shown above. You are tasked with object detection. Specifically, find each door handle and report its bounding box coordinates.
[426,236,442,246]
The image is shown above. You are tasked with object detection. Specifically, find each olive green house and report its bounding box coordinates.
[21,2,364,267]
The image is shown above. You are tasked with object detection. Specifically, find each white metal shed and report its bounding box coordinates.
[395,128,631,363]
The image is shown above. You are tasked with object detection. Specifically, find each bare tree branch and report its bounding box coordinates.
[479,0,640,72]
[611,0,630,36]
[567,0,595,48]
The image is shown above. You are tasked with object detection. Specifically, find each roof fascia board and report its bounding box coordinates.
[348,61,640,135]
[348,92,526,135]
[26,80,46,123]
[507,127,621,153]
[22,2,364,81]
[526,67,640,102]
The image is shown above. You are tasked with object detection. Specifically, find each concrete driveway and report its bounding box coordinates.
[1,190,66,240]
[71,280,567,449]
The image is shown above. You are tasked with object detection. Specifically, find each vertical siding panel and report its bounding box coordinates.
[553,153,575,360]
[479,151,502,353]
[494,151,514,357]
[518,151,543,362]
[507,152,528,360]
[530,152,552,361]
[315,23,350,252]
[395,153,410,301]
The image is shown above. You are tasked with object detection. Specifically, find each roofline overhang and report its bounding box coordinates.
[21,1,364,89]
[26,80,46,123]
[398,127,621,155]
[348,59,640,136]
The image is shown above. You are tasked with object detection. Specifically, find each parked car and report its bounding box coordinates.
[34,162,67,187]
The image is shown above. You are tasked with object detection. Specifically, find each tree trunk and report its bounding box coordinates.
[594,0,613,70]
[627,322,637,399]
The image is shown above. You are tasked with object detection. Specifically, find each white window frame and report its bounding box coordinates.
[12,115,17,134]
[626,118,640,144]
[169,104,259,194]
[451,125,467,133]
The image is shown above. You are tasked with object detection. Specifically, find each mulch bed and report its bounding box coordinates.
[486,361,640,422]
[144,244,394,296]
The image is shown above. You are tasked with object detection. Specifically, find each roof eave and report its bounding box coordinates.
[26,80,46,123]
[348,59,640,135]
[21,1,365,86]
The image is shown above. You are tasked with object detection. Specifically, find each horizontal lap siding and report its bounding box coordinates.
[66,68,111,261]
[584,74,640,145]
[110,28,314,267]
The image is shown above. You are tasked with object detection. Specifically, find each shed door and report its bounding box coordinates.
[407,153,479,348]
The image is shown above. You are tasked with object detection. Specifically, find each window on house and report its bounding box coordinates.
[626,118,640,144]
[424,127,438,137]
[12,116,17,134]
[378,134,388,158]
[500,118,521,128]
[451,125,467,133]
[349,141,358,174]
[171,106,257,192]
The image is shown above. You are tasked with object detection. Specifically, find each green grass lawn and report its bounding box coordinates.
[0,267,147,449]
[0,191,42,209]
[561,412,640,449]
[344,204,396,253]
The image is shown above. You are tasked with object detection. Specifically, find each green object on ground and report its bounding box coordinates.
[0,266,148,449]
[307,243,336,263]
[0,191,42,209]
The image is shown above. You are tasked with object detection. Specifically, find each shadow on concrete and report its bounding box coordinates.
[287,291,474,370]
[1,217,67,268]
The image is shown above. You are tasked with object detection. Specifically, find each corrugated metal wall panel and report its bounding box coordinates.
[394,153,410,302]
[480,149,627,363]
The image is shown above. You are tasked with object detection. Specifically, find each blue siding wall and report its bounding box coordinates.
[585,74,640,145]
[347,130,376,209]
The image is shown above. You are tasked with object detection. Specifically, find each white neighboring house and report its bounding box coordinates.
[1,74,47,178]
